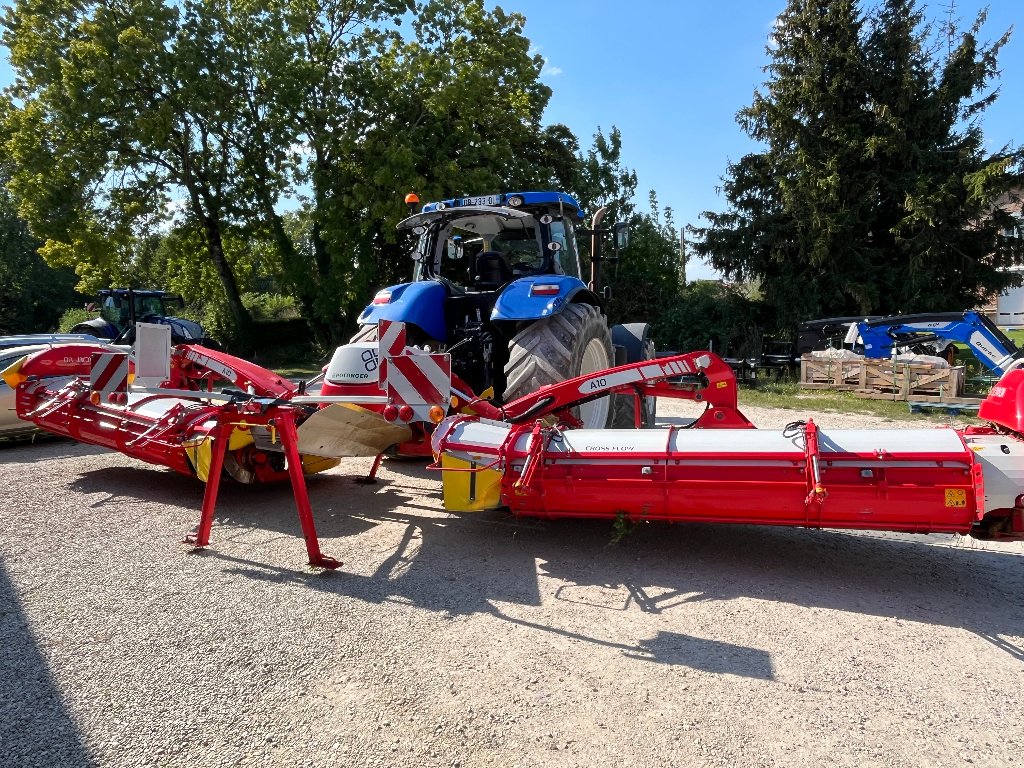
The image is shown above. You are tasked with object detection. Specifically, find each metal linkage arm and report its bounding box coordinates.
[171,345,298,398]
[499,351,751,426]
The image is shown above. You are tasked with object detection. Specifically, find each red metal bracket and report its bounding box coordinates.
[498,351,753,428]
[802,419,828,525]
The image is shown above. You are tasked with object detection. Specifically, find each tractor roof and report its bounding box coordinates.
[397,205,533,234]
[420,192,584,219]
[97,289,179,298]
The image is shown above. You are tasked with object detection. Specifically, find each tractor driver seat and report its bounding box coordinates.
[473,251,512,290]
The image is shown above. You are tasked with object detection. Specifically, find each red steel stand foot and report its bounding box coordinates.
[276,410,341,570]
[353,453,384,485]
[184,419,231,548]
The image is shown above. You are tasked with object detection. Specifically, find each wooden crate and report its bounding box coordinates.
[799,355,963,400]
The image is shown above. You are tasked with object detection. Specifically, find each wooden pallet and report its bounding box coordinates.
[800,355,964,400]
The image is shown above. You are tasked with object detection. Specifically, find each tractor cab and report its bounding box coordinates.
[400,192,586,292]
[70,289,211,347]
[343,190,645,435]
[98,290,186,332]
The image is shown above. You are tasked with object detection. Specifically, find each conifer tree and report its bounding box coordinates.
[691,0,1023,325]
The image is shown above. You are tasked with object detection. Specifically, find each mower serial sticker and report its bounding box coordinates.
[944,489,967,508]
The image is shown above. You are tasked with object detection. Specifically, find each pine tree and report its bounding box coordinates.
[690,0,1023,326]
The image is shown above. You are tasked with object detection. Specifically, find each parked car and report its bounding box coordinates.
[0,342,112,440]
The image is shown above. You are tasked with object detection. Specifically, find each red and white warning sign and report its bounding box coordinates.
[91,352,130,399]
[377,319,406,384]
[386,352,451,421]
[374,319,451,420]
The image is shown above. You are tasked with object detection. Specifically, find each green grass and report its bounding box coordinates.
[738,379,980,423]
[273,361,325,379]
[1004,329,1024,348]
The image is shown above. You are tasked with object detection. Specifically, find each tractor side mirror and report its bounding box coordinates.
[613,221,630,256]
[410,225,427,260]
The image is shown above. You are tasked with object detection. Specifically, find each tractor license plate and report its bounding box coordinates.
[460,195,500,207]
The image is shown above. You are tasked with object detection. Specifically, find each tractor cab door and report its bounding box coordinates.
[545,216,582,280]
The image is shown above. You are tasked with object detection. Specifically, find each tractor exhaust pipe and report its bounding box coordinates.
[589,206,608,293]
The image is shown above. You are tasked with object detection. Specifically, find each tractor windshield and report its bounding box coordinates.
[401,204,582,289]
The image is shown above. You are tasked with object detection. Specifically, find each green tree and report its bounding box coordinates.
[658,281,762,357]
[206,0,553,345]
[0,184,83,333]
[690,0,1023,327]
[1,0,267,348]
[573,126,638,225]
[605,192,684,332]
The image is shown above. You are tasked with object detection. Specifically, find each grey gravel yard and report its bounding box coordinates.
[1,399,1022,768]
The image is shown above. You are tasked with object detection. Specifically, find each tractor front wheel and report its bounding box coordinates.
[503,303,613,428]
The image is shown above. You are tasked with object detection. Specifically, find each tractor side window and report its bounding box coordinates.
[549,220,581,279]
[411,230,432,281]
[439,230,482,289]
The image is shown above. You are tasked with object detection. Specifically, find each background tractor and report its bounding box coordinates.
[70,289,216,347]
[327,191,654,429]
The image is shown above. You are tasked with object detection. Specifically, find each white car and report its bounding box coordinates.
[0,333,102,351]
[0,342,113,440]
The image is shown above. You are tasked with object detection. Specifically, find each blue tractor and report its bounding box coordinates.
[351,192,654,428]
[70,289,215,347]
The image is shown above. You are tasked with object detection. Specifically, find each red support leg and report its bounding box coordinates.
[275,409,341,570]
[185,418,231,548]
[354,453,383,485]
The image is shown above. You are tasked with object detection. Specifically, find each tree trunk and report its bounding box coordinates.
[199,213,254,354]
[265,208,333,349]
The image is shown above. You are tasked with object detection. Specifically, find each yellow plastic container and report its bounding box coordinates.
[440,453,504,512]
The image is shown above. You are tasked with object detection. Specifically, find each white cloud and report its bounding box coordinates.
[541,59,562,77]
[530,45,562,77]
[767,14,783,50]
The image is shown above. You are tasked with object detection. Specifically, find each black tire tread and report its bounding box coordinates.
[503,304,613,425]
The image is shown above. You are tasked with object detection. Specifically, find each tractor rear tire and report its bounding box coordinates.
[610,323,657,428]
[504,303,613,428]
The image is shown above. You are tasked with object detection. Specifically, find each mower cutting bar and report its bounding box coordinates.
[434,415,986,536]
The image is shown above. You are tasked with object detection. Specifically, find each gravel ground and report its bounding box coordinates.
[1,398,1022,768]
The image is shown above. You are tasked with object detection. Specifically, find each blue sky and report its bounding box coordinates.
[1,1,1021,280]
[512,0,1024,279]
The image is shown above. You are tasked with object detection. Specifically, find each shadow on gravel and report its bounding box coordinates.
[0,434,106,462]
[626,632,775,679]
[70,459,1024,666]
[0,559,94,766]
